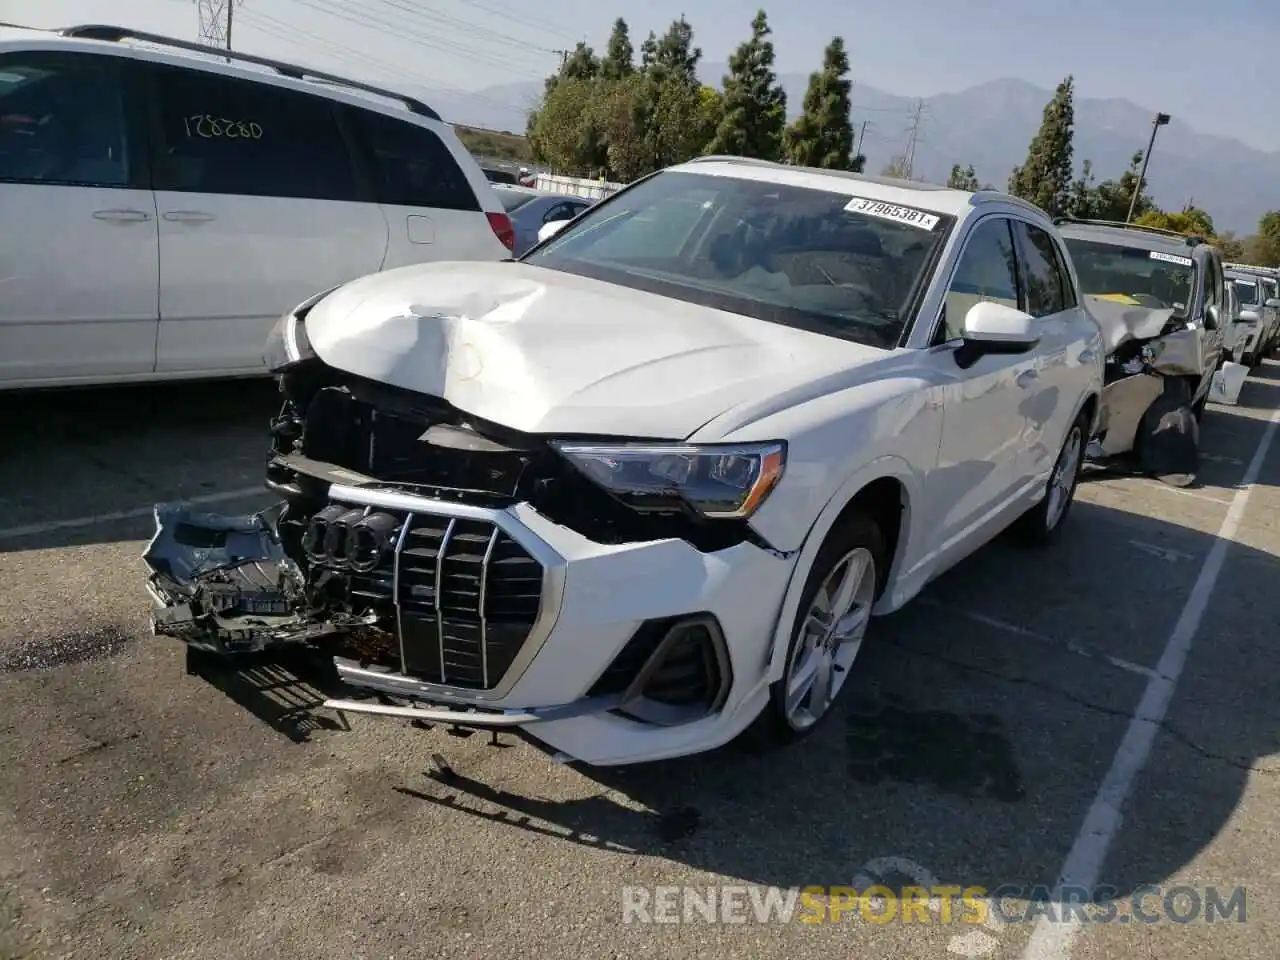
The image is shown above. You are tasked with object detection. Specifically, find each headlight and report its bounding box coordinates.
[263,312,311,371]
[263,286,341,371]
[550,441,787,519]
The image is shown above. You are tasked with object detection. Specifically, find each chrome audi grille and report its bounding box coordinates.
[302,505,543,689]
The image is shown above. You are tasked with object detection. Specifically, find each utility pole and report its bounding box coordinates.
[855,120,869,156]
[1126,111,1170,223]
[194,0,236,51]
[903,99,925,180]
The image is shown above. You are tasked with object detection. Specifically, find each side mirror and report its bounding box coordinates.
[537,219,571,244]
[1204,304,1220,330]
[1265,298,1280,309]
[1238,309,1260,323]
[954,301,1039,368]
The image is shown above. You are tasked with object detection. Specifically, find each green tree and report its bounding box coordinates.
[1215,230,1244,261]
[947,163,980,191]
[601,18,634,81]
[881,154,910,179]
[1008,75,1076,217]
[706,10,787,161]
[784,36,854,169]
[1089,152,1157,221]
[650,16,700,84]
[527,76,606,176]
[562,42,599,80]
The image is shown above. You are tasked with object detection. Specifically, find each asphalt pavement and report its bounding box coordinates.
[0,364,1278,960]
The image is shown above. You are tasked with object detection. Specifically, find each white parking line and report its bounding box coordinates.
[1020,404,1280,960]
[0,486,267,542]
[918,600,1159,681]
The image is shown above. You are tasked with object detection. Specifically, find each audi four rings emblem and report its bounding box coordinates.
[302,506,402,572]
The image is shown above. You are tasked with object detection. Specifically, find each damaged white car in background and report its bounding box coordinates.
[1057,219,1226,487]
[144,160,1103,767]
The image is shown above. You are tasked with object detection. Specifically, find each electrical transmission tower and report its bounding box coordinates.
[195,0,238,50]
[903,99,926,180]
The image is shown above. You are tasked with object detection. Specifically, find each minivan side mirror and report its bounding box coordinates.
[954,301,1040,369]
[1265,298,1280,309]
[1204,304,1220,330]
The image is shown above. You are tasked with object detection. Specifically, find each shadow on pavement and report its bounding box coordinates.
[379,437,1279,910]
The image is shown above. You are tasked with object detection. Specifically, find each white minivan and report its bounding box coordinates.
[0,23,515,389]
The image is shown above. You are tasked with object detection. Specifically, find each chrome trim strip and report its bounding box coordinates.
[479,527,500,688]
[322,693,620,727]
[392,512,415,675]
[434,518,457,685]
[326,484,568,703]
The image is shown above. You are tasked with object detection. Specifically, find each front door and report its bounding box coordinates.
[0,50,158,386]
[145,63,388,375]
[919,216,1039,560]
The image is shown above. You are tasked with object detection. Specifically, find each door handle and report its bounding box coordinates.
[1079,349,1097,364]
[93,209,152,222]
[162,210,216,223]
[1015,369,1039,389]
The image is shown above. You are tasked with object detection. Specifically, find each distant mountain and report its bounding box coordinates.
[420,69,1280,235]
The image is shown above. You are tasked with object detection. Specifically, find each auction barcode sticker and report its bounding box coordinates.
[1149,250,1193,266]
[844,196,940,230]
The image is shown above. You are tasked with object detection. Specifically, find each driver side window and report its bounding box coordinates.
[939,217,1020,343]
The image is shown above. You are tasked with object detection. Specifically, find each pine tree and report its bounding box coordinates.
[601,18,634,80]
[784,36,854,169]
[946,163,980,191]
[561,42,600,81]
[707,10,787,161]
[651,16,700,84]
[1007,75,1075,217]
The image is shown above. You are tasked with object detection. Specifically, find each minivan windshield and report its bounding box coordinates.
[522,170,954,349]
[1063,237,1194,317]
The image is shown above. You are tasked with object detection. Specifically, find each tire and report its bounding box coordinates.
[1011,410,1087,546]
[743,510,887,750]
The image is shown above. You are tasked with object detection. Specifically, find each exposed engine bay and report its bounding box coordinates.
[143,354,764,704]
[1083,295,1212,486]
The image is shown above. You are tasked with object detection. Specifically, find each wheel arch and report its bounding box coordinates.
[762,457,919,684]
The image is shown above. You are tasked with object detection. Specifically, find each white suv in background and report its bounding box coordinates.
[0,23,515,389]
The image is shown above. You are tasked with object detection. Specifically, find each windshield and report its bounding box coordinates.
[1230,277,1260,307]
[1063,237,1195,317]
[522,170,953,349]
[496,189,537,213]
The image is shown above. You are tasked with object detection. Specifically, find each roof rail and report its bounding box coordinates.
[686,155,781,167]
[59,24,441,120]
[1052,215,1203,245]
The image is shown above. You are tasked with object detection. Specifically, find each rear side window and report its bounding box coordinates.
[1012,221,1074,316]
[0,51,131,187]
[149,64,359,201]
[344,107,479,211]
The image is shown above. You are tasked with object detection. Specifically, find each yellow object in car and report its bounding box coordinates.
[1091,293,1144,306]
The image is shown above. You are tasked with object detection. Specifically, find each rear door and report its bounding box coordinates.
[0,49,158,386]
[1197,253,1226,387]
[145,62,388,374]
[339,104,509,268]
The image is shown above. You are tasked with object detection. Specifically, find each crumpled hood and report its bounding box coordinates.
[1085,295,1178,355]
[302,261,892,437]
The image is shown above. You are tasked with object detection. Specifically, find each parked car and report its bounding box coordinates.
[0,23,515,389]
[482,166,519,185]
[144,158,1103,767]
[493,185,592,255]
[1055,218,1225,487]
[1224,263,1280,364]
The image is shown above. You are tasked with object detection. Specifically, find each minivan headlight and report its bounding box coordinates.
[550,441,786,518]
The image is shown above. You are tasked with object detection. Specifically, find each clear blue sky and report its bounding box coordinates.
[14,0,1280,151]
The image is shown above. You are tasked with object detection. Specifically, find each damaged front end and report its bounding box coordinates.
[1083,298,1209,486]
[142,306,764,739]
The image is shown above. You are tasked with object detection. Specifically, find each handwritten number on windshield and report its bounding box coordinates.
[182,115,263,140]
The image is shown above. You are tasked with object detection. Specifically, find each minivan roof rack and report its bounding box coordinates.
[1052,216,1202,246]
[60,24,441,120]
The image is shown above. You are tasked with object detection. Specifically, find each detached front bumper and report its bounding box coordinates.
[143,484,797,765]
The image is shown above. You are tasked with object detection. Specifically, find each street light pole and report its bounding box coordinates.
[1126,112,1170,223]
